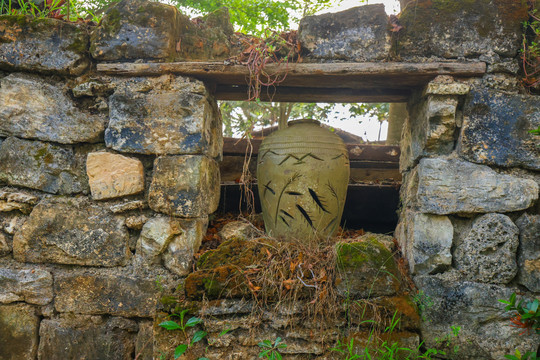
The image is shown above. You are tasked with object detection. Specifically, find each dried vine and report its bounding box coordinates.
[521,0,540,90]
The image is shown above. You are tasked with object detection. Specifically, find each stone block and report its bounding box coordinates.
[396,0,528,59]
[219,220,258,242]
[110,200,147,214]
[516,213,540,292]
[135,321,153,360]
[86,152,144,200]
[0,213,26,235]
[459,87,540,170]
[105,75,222,157]
[148,155,220,217]
[90,0,179,61]
[0,232,9,256]
[54,271,158,317]
[162,217,207,276]
[0,268,53,305]
[413,158,538,215]
[0,137,88,195]
[38,315,137,360]
[0,15,89,75]
[136,216,183,264]
[0,303,39,360]
[454,213,519,284]
[13,197,130,266]
[0,73,106,144]
[298,4,390,61]
[0,189,38,215]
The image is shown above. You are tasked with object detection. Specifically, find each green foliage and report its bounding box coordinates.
[412,290,434,322]
[521,6,540,90]
[0,0,117,22]
[158,309,207,360]
[258,337,287,360]
[499,292,540,335]
[529,125,540,135]
[505,349,539,360]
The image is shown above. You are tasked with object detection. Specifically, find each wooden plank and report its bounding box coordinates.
[222,137,400,162]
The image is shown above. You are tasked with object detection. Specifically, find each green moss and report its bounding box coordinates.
[102,7,122,35]
[66,34,89,54]
[33,147,48,163]
[0,14,29,28]
[336,239,394,270]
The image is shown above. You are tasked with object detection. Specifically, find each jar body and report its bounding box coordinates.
[256,120,350,240]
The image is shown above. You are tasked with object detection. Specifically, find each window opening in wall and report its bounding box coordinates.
[217,101,406,234]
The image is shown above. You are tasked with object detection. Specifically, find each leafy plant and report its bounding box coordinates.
[521,2,540,90]
[412,290,434,322]
[158,309,207,359]
[499,292,540,335]
[258,337,287,360]
[505,349,539,360]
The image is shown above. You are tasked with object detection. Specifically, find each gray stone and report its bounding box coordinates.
[298,4,390,61]
[135,321,153,360]
[90,0,179,61]
[110,200,147,214]
[413,158,538,214]
[13,197,130,266]
[0,232,9,256]
[38,315,137,360]
[219,220,258,241]
[0,73,105,144]
[516,213,540,292]
[105,75,221,157]
[396,0,528,59]
[454,213,519,284]
[0,137,88,195]
[0,15,89,75]
[459,87,540,170]
[148,155,220,217]
[54,271,158,317]
[0,268,53,305]
[0,303,39,360]
[136,216,183,264]
[163,217,207,276]
[415,272,540,359]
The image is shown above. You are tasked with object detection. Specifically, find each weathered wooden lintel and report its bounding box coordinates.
[97,61,486,102]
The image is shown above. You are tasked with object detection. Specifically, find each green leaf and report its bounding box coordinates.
[274,337,282,347]
[258,340,273,348]
[185,317,202,328]
[219,327,231,336]
[174,344,188,359]
[159,321,182,331]
[192,330,207,344]
[275,352,282,360]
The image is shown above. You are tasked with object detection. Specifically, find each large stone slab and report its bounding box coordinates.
[396,0,528,59]
[38,315,137,360]
[13,197,130,266]
[0,137,89,195]
[0,268,53,305]
[86,152,144,200]
[454,213,518,284]
[459,88,540,170]
[148,155,220,217]
[516,213,540,292]
[298,4,390,61]
[412,158,538,215]
[0,73,106,144]
[90,0,179,61]
[105,75,221,157]
[0,15,89,75]
[0,303,39,360]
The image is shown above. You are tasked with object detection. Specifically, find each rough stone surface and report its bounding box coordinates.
[415,272,540,359]
[162,217,207,276]
[0,232,9,256]
[110,200,147,213]
[219,220,258,241]
[136,216,183,264]
[516,213,540,292]
[0,303,39,360]
[454,213,519,284]
[38,315,138,360]
[0,73,106,144]
[135,321,153,360]
[459,87,540,170]
[411,158,538,214]
[0,15,89,75]
[54,271,158,317]
[105,75,221,157]
[298,4,390,61]
[86,152,144,200]
[0,189,38,214]
[0,213,26,235]
[148,155,220,217]
[396,0,528,59]
[0,137,89,195]
[0,267,53,305]
[13,197,130,266]
[125,215,148,230]
[90,0,179,61]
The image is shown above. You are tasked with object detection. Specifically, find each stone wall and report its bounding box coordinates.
[0,0,539,359]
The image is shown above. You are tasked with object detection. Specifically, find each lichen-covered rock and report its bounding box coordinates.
[86,152,144,200]
[454,213,518,284]
[0,303,39,360]
[0,232,10,256]
[13,197,130,266]
[459,88,540,170]
[0,73,106,144]
[410,158,538,214]
[90,0,179,61]
[298,4,390,61]
[0,267,53,305]
[219,220,258,241]
[0,15,90,75]
[105,75,222,157]
[38,315,138,360]
[516,213,540,292]
[396,0,528,59]
[109,200,147,214]
[336,238,401,298]
[54,271,158,317]
[148,155,220,217]
[0,137,89,195]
